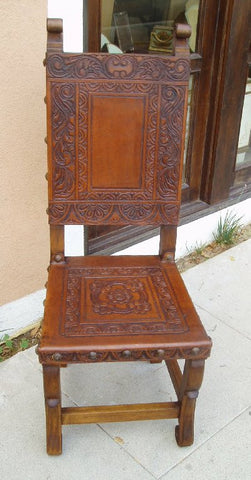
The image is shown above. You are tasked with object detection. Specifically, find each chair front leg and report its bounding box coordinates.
[43,365,62,455]
[176,359,205,447]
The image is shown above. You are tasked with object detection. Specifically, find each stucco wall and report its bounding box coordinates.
[0,1,48,304]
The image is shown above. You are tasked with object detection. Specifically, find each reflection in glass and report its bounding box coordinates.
[183,75,193,181]
[236,78,251,165]
[101,0,199,53]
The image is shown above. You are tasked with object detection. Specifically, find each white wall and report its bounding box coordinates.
[48,0,83,52]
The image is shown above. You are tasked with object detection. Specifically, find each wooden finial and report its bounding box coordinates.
[175,23,192,39]
[47,18,63,53]
[47,18,63,34]
[174,23,192,57]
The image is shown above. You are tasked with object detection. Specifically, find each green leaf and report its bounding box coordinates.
[3,335,13,349]
[20,338,29,350]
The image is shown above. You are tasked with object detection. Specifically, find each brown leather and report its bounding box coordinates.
[39,255,211,363]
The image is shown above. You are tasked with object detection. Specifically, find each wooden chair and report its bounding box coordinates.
[37,19,212,455]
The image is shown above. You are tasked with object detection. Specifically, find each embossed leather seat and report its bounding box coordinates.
[37,19,212,455]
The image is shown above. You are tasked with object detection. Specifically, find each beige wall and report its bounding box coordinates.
[0,1,49,305]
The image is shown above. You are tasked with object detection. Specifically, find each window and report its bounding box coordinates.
[86,0,251,255]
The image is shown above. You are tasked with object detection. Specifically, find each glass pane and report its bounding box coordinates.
[236,77,251,166]
[101,0,200,53]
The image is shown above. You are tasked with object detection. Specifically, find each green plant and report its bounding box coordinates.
[0,334,13,349]
[20,338,29,350]
[0,334,14,361]
[185,241,207,257]
[0,333,31,361]
[194,241,207,255]
[213,211,242,245]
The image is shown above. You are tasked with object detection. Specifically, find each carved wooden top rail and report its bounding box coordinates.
[45,19,191,227]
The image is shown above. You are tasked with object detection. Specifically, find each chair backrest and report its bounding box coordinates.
[46,20,191,230]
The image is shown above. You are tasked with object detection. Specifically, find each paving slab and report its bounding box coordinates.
[160,407,251,480]
[182,239,251,339]
[60,361,175,407]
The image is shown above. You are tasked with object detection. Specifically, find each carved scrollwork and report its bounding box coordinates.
[157,86,185,201]
[47,54,190,82]
[78,87,88,195]
[50,83,76,199]
[137,57,190,82]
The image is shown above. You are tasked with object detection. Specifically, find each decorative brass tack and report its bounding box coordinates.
[43,299,46,306]
[54,254,63,263]
[89,351,97,360]
[187,390,199,399]
[157,349,165,357]
[44,282,48,288]
[52,353,63,362]
[122,350,131,358]
[45,172,48,181]
[47,398,60,407]
[46,208,49,215]
[191,347,200,356]
[44,96,47,104]
[44,136,48,144]
[43,58,46,66]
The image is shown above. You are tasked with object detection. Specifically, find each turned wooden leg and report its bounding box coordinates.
[176,359,205,447]
[43,365,62,455]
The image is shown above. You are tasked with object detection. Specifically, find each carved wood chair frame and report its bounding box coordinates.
[37,19,212,455]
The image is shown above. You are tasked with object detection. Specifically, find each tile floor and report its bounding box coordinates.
[1,240,251,479]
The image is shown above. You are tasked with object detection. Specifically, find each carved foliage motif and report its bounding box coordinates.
[48,53,189,225]
[61,265,188,337]
[48,203,179,225]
